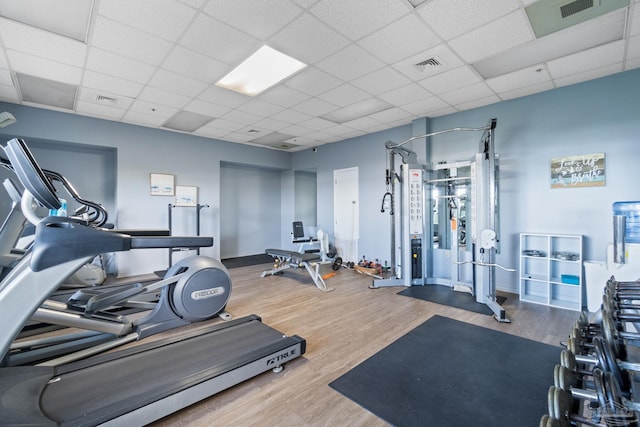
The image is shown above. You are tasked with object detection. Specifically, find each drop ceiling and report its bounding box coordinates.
[0,0,638,151]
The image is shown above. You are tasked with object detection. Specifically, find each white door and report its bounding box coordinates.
[334,167,359,263]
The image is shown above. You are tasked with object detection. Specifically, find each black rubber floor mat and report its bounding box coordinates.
[398,285,506,315]
[329,315,559,427]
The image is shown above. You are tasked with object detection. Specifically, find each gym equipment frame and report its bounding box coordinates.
[372,118,512,322]
[262,248,334,291]
[0,138,306,425]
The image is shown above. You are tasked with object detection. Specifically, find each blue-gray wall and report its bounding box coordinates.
[293,68,640,292]
[1,67,639,289]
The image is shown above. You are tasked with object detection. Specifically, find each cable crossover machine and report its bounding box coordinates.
[372,118,514,323]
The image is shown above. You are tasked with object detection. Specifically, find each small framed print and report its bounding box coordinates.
[150,173,175,196]
[175,185,198,207]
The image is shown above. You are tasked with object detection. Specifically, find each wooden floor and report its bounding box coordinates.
[150,262,579,427]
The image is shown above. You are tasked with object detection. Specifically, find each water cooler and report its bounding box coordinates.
[584,201,640,312]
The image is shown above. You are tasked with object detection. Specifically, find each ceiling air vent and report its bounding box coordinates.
[560,0,594,18]
[413,57,442,72]
[96,95,117,104]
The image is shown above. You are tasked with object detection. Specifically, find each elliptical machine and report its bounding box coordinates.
[1,138,232,366]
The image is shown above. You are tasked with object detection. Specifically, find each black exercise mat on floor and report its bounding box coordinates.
[329,315,560,427]
[221,253,273,269]
[398,285,506,315]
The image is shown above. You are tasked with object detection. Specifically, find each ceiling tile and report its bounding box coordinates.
[124,109,172,127]
[0,68,12,86]
[293,97,338,116]
[221,108,263,125]
[254,117,291,132]
[486,65,551,93]
[148,69,208,98]
[317,84,369,107]
[342,116,384,131]
[401,96,451,117]
[258,85,310,108]
[625,57,640,70]
[448,10,534,63]
[497,80,555,101]
[368,107,414,124]
[179,13,260,65]
[206,117,245,132]
[90,17,173,65]
[351,66,411,95]
[0,17,86,67]
[198,85,249,109]
[193,125,231,140]
[546,40,626,79]
[76,100,126,120]
[282,123,315,136]
[162,47,229,83]
[417,0,520,40]
[86,48,156,84]
[378,82,433,105]
[418,65,481,95]
[438,82,495,105]
[202,0,301,39]
[310,0,409,41]
[630,2,640,36]
[270,108,313,124]
[7,50,82,84]
[554,63,624,88]
[97,0,197,41]
[183,99,231,117]
[283,67,343,96]
[129,99,179,119]
[269,13,350,65]
[298,117,336,131]
[0,84,20,102]
[138,86,191,109]
[82,70,143,98]
[237,99,285,117]
[628,35,640,60]
[456,95,501,111]
[315,44,385,81]
[358,14,440,64]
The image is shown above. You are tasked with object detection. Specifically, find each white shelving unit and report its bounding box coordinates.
[519,233,583,311]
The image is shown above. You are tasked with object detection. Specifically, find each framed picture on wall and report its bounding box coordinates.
[150,173,175,196]
[175,185,198,206]
[550,152,606,189]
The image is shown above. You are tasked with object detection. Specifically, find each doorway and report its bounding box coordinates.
[333,167,359,263]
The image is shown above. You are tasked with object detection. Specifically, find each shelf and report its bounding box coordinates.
[519,233,582,312]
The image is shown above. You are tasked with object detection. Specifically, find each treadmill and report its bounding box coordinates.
[0,138,306,425]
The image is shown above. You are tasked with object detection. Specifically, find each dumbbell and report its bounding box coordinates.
[549,367,639,427]
[539,414,562,427]
[562,336,636,396]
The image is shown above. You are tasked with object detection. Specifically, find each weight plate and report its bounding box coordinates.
[332,257,342,271]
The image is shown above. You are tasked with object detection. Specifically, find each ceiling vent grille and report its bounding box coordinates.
[413,57,442,72]
[96,95,117,104]
[560,0,594,18]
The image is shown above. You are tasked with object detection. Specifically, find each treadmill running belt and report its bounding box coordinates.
[0,315,305,426]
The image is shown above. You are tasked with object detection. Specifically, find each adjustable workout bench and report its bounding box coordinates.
[261,248,334,292]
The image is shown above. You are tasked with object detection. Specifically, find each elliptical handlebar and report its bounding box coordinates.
[1,139,109,227]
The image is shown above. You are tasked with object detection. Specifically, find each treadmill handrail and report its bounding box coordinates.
[31,217,213,272]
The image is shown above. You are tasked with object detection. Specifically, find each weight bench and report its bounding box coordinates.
[261,248,334,292]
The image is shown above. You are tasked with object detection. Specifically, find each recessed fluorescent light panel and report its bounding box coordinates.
[215,46,307,96]
[472,8,627,79]
[16,73,77,110]
[0,0,94,42]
